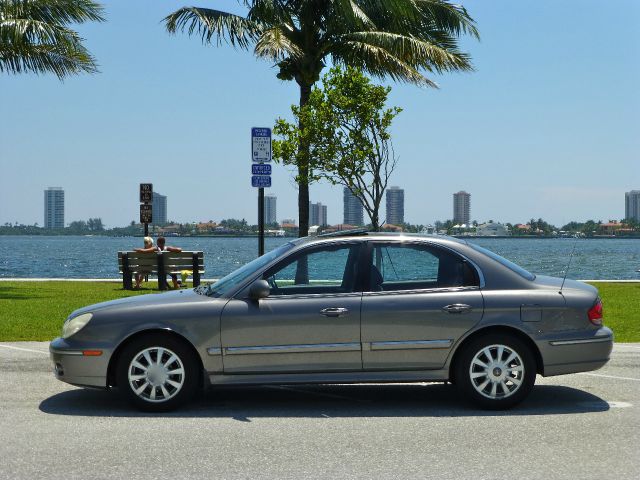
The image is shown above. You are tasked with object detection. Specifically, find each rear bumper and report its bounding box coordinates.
[49,337,109,388]
[540,327,614,376]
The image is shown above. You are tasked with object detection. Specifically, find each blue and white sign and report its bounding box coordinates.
[252,164,272,175]
[252,175,272,188]
[251,127,272,163]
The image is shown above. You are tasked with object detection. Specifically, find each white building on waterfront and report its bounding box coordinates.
[477,222,510,236]
[152,192,168,225]
[44,187,64,229]
[625,190,640,221]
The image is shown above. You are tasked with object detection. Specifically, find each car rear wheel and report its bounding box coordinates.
[455,333,536,409]
[116,334,199,412]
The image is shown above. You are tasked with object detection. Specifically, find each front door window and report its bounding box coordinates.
[265,244,360,296]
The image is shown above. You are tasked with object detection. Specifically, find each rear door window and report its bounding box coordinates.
[369,243,478,292]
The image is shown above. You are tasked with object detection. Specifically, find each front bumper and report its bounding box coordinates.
[539,326,614,376]
[49,337,110,388]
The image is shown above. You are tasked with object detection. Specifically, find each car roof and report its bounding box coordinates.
[292,231,468,248]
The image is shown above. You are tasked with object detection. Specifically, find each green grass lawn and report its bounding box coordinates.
[0,281,637,342]
[0,281,188,341]
[587,282,640,343]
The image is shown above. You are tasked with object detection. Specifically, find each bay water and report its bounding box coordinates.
[0,236,638,280]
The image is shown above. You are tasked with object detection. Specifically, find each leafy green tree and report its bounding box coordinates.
[0,0,105,79]
[164,0,478,236]
[273,66,400,231]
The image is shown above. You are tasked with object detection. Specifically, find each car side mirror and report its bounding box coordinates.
[248,279,270,300]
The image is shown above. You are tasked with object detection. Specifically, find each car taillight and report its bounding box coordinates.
[588,298,603,326]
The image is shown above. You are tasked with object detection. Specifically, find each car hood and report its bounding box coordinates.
[68,289,215,318]
[532,275,597,294]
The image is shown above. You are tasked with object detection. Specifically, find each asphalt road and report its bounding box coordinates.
[0,342,638,480]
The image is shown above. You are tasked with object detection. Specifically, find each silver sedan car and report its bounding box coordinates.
[50,232,613,411]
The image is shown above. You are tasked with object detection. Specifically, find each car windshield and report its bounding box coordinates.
[201,242,296,298]
[468,243,536,281]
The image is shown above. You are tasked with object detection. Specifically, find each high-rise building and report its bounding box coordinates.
[152,192,168,225]
[625,190,640,221]
[309,202,328,227]
[44,187,64,228]
[453,191,471,225]
[386,186,405,226]
[343,187,364,226]
[264,194,277,224]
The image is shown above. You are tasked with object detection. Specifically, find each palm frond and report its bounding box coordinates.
[0,0,105,24]
[247,0,295,26]
[0,0,103,79]
[0,40,98,77]
[164,7,262,49]
[331,40,438,87]
[415,0,479,39]
[337,31,472,73]
[255,26,303,61]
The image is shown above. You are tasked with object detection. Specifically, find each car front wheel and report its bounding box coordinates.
[455,333,536,409]
[116,334,199,412]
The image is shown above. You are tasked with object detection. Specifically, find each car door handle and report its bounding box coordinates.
[320,307,349,317]
[442,304,472,314]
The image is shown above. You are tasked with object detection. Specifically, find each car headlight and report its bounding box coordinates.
[62,313,93,339]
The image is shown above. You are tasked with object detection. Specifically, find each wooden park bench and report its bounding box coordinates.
[117,251,204,290]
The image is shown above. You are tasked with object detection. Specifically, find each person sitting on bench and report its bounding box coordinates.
[156,236,183,289]
[133,236,155,289]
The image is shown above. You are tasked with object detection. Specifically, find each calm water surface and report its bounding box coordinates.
[0,236,638,280]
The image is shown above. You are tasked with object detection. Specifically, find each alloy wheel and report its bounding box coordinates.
[127,347,185,403]
[468,344,524,399]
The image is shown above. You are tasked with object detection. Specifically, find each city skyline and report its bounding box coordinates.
[1,1,637,228]
[21,184,640,229]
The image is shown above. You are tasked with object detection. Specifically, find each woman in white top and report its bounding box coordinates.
[133,236,155,289]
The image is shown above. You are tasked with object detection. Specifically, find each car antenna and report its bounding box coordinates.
[559,238,579,294]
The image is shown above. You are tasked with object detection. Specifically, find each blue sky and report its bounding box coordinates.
[1,0,638,228]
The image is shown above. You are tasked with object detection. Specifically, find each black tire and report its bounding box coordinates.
[455,333,536,410]
[116,333,200,412]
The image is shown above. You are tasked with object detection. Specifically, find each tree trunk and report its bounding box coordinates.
[297,82,312,238]
[371,212,379,232]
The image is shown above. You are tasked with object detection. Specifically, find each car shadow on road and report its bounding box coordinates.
[39,383,610,419]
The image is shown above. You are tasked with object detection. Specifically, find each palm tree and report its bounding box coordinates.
[0,0,105,79]
[165,0,478,237]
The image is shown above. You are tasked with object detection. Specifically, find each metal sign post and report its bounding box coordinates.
[139,183,153,237]
[251,128,272,256]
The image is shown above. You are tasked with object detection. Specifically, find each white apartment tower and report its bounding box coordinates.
[386,186,405,225]
[264,194,277,224]
[625,190,640,221]
[309,202,328,227]
[152,192,168,225]
[44,187,64,228]
[343,187,364,226]
[453,191,471,225]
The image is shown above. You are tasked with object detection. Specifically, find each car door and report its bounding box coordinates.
[220,241,364,374]
[361,241,484,370]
